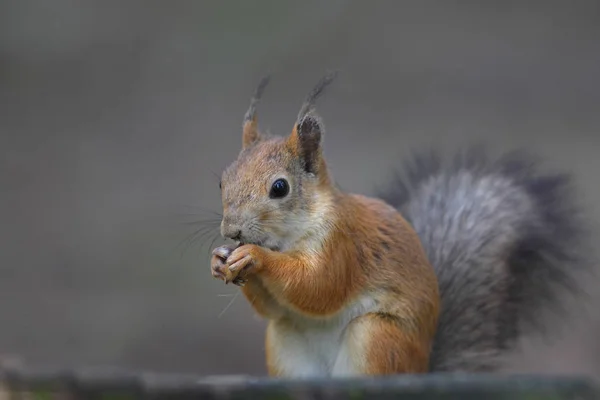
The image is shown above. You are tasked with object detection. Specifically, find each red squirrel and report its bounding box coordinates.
[210,73,586,377]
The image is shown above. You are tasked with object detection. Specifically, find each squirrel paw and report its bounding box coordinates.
[211,244,247,286]
[224,244,264,284]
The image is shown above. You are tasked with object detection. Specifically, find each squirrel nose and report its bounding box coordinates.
[226,229,242,241]
[221,222,242,241]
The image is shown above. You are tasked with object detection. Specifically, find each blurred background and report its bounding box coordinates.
[1,0,600,379]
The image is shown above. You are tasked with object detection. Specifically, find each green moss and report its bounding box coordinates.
[348,388,365,399]
[31,389,52,400]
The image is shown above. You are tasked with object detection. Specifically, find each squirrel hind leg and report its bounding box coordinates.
[331,312,431,376]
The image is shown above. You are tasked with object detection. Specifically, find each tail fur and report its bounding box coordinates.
[377,147,588,372]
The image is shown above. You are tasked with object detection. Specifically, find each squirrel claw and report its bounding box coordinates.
[233,278,247,287]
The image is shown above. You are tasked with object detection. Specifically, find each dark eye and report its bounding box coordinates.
[219,180,222,190]
[269,178,289,199]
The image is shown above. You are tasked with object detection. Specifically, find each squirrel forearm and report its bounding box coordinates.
[240,278,285,319]
[260,249,353,317]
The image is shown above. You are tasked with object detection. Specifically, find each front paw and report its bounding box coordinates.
[211,244,237,282]
[224,244,266,285]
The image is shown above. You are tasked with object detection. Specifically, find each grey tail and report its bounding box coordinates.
[376,146,589,372]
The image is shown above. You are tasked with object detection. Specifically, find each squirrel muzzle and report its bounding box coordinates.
[220,215,243,241]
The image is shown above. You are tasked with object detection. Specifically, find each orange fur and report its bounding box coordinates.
[240,277,284,319]
[242,117,261,149]
[264,322,283,377]
[343,313,432,374]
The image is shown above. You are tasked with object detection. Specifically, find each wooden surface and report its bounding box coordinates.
[1,360,598,400]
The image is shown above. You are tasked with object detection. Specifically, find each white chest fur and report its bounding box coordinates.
[267,294,378,377]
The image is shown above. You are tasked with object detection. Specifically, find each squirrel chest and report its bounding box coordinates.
[265,294,380,377]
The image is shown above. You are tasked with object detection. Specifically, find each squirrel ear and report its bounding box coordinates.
[242,74,271,149]
[242,116,261,149]
[287,71,337,174]
[288,113,323,174]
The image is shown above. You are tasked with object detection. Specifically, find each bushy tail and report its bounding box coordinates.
[377,147,589,372]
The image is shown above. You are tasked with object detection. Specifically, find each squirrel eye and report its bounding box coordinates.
[219,180,222,190]
[270,178,289,199]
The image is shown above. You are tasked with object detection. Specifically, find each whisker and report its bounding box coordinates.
[168,223,221,261]
[207,233,221,253]
[166,207,222,236]
[180,220,221,226]
[169,211,222,218]
[208,168,222,182]
[170,211,223,220]
[175,233,208,260]
[193,227,223,249]
[171,204,223,216]
[218,290,240,318]
[170,205,221,211]
[200,230,225,261]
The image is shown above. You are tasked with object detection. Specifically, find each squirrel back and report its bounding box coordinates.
[377,148,588,371]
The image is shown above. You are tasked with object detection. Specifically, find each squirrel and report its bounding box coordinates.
[209,72,587,377]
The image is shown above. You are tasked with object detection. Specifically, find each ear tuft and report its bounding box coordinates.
[287,72,338,174]
[296,70,338,123]
[242,74,271,149]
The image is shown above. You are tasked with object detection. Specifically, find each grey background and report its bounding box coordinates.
[1,0,599,379]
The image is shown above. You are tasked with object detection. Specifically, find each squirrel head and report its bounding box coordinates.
[219,72,338,251]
